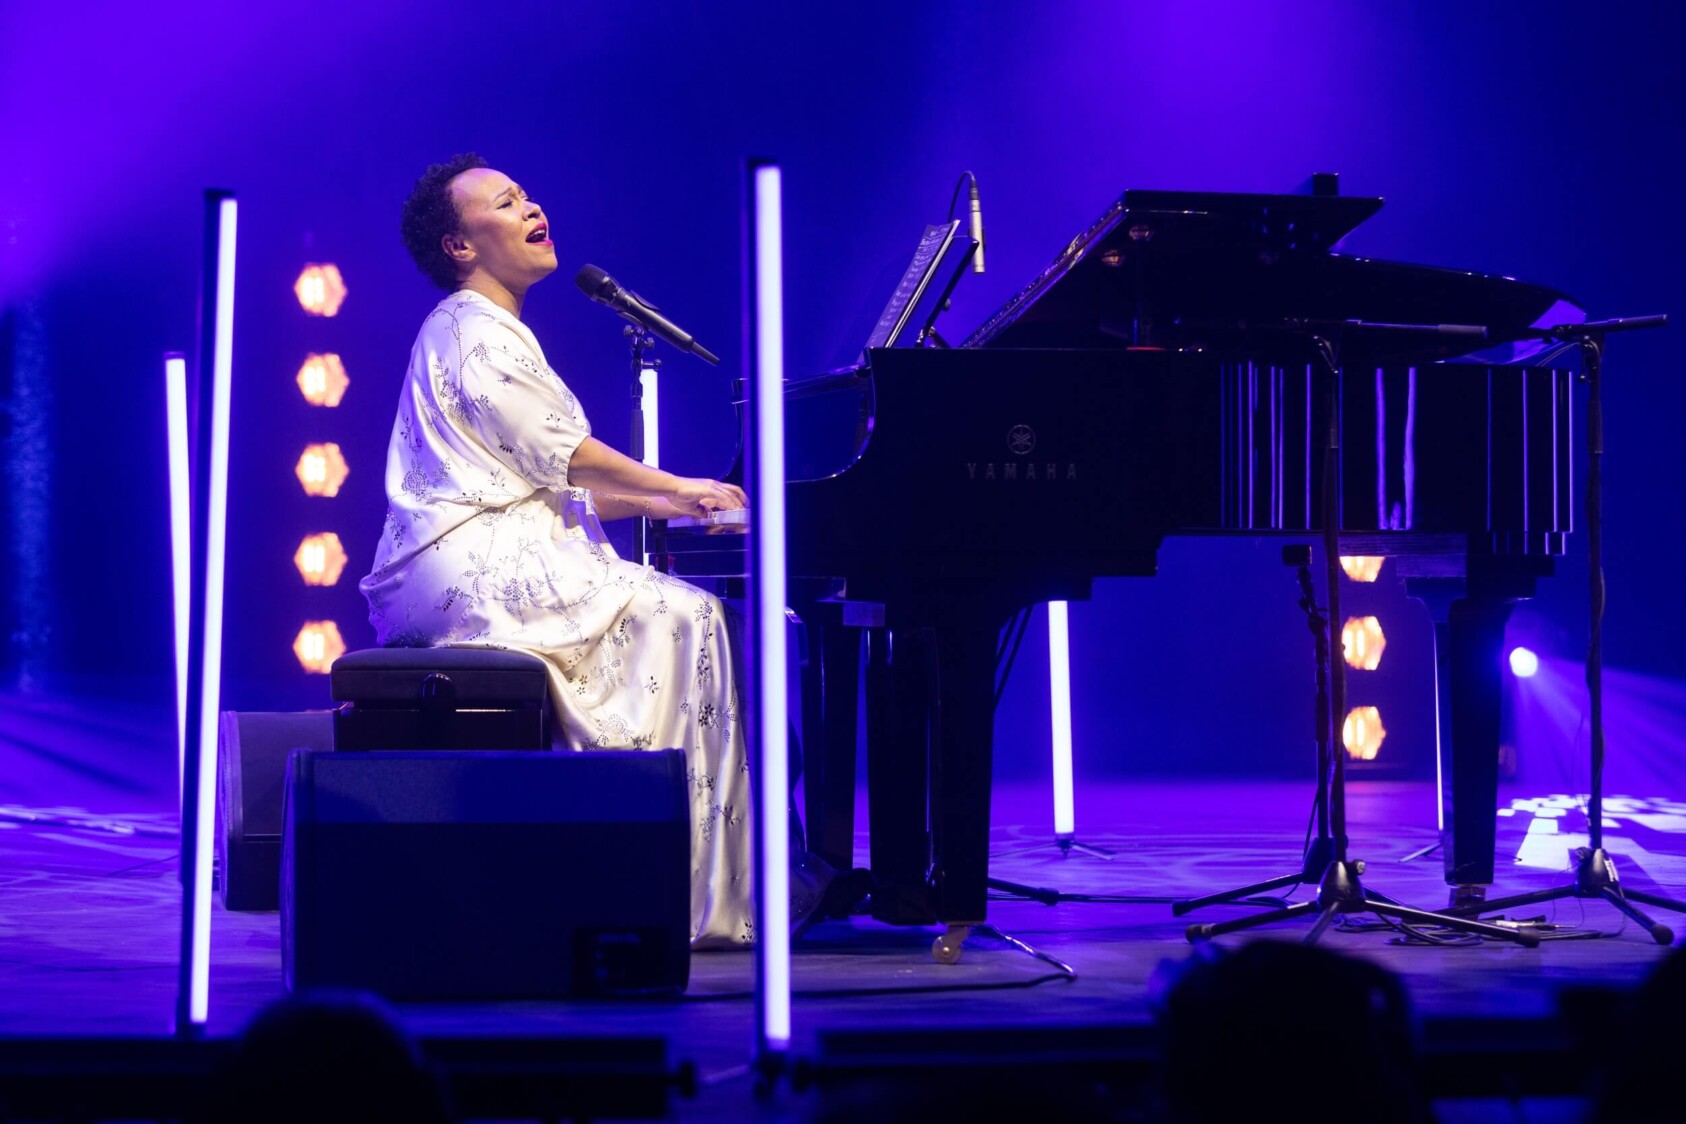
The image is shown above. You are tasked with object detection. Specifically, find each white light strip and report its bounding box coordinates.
[165,354,190,810]
[190,196,237,1027]
[753,162,790,1049]
[1048,600,1075,838]
[1432,631,1445,834]
[640,366,660,470]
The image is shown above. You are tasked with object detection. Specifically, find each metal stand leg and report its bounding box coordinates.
[1448,847,1675,945]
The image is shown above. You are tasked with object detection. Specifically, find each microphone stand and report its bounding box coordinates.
[1184,321,1539,948]
[1446,314,1684,941]
[625,325,660,565]
[1171,546,1337,915]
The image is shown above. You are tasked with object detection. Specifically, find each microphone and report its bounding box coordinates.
[574,265,720,365]
[967,175,985,273]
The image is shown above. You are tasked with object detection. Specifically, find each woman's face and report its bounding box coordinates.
[445,167,557,289]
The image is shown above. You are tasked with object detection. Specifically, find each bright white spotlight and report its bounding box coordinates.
[1509,647,1540,678]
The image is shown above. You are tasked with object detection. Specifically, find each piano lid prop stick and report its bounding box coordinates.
[746,159,792,1071]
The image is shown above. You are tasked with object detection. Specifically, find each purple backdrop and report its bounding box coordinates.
[3,0,1682,796]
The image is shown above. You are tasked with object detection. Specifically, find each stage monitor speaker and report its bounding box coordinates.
[282,749,691,999]
[216,711,335,911]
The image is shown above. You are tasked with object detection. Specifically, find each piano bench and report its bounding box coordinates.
[330,647,550,751]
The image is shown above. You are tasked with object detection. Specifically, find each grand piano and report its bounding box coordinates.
[658,183,1581,934]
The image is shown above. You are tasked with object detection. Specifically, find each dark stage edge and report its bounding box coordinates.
[3,775,1683,1120]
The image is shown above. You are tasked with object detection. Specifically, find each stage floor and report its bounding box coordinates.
[5,776,1685,1118]
[4,689,1685,1119]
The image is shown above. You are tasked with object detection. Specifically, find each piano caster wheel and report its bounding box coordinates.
[933,924,972,964]
[1448,883,1487,912]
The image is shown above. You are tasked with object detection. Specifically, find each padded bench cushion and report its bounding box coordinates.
[331,647,550,706]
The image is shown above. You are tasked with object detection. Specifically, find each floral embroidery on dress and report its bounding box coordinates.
[593,714,633,747]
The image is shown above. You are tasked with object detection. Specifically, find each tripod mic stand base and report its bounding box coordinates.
[1184,859,1541,948]
[1055,834,1117,860]
[1171,834,1338,917]
[1445,847,1681,945]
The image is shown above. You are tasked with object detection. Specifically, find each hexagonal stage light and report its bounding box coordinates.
[296,353,349,406]
[295,442,349,497]
[293,620,347,673]
[1341,615,1386,671]
[1342,705,1386,761]
[1339,555,1385,583]
[294,263,347,317]
[294,532,349,586]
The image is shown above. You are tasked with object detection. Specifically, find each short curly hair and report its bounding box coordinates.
[400,153,489,291]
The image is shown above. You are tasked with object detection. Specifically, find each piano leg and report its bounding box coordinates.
[865,626,939,925]
[927,613,1002,928]
[1420,589,1519,887]
[857,602,1029,933]
[799,610,863,874]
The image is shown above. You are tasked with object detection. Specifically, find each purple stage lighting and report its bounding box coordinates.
[1509,647,1540,679]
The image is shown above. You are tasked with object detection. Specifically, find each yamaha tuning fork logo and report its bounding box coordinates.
[966,423,1079,482]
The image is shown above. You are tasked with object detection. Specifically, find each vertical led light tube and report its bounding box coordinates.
[746,160,791,1064]
[164,353,190,803]
[640,366,660,471]
[1048,600,1076,839]
[176,191,236,1035]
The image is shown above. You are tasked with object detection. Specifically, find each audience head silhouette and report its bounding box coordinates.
[205,989,449,1123]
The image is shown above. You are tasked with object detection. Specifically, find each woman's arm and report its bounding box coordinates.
[592,493,693,522]
[568,436,746,516]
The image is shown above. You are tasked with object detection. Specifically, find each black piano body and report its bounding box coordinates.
[659,186,1580,928]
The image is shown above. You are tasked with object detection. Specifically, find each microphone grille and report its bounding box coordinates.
[574,264,612,298]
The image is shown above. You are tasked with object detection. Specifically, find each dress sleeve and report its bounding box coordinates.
[452,318,590,492]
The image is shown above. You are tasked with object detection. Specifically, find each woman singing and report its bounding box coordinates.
[360,153,757,946]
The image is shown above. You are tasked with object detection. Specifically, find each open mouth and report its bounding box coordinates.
[525,224,551,245]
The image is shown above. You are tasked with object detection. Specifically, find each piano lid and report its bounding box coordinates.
[963,187,1583,364]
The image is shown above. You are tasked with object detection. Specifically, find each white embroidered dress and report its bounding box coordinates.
[359,289,751,948]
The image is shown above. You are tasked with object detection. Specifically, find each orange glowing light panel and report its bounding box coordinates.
[1339,555,1385,583]
[295,442,349,497]
[1342,706,1386,761]
[293,620,347,674]
[294,263,348,317]
[1341,615,1387,671]
[296,353,349,406]
[294,532,349,586]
